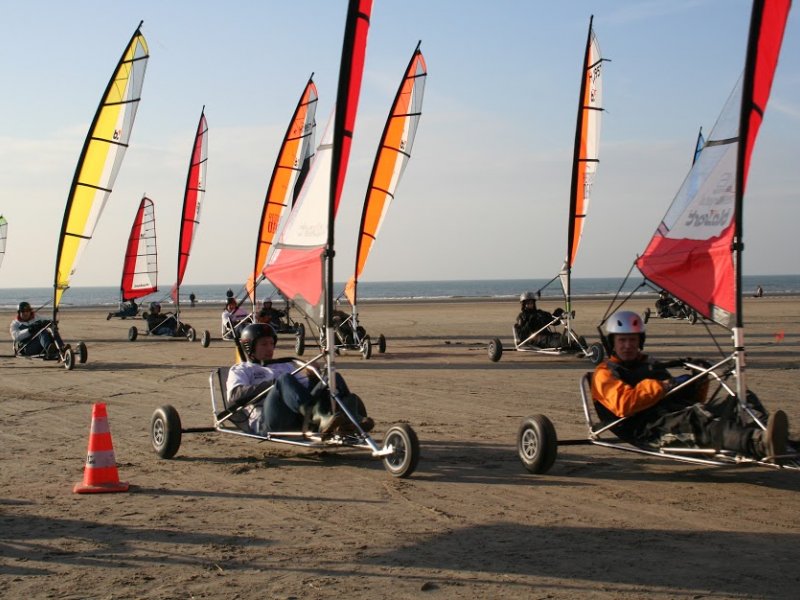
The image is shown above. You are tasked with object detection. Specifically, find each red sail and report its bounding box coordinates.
[636,0,790,328]
[121,196,157,300]
[172,109,208,302]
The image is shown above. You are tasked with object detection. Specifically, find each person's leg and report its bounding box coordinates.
[262,381,305,432]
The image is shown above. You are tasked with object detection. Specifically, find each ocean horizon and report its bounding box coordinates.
[1,275,798,310]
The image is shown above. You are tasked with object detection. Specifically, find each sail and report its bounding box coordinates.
[247,77,318,301]
[264,0,372,323]
[344,43,427,306]
[636,0,790,328]
[53,22,149,311]
[121,196,158,301]
[692,127,705,165]
[172,109,209,302]
[0,215,7,271]
[560,15,605,302]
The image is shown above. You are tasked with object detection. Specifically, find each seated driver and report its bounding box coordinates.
[592,310,790,462]
[255,299,286,326]
[221,297,249,338]
[514,292,560,347]
[145,301,188,336]
[107,298,139,320]
[10,301,59,359]
[226,324,373,435]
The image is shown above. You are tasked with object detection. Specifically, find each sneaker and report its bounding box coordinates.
[106,313,113,320]
[44,343,59,360]
[359,416,375,433]
[766,410,789,464]
[317,412,348,435]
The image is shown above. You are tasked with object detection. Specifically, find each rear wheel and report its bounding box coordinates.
[643,307,651,324]
[77,341,88,364]
[382,423,420,478]
[128,326,138,341]
[361,335,372,359]
[151,405,182,459]
[201,330,211,348]
[296,322,306,341]
[295,330,306,356]
[63,347,75,371]
[689,310,698,325]
[488,338,503,362]
[186,327,197,342]
[517,414,557,474]
[587,342,605,365]
[378,334,387,354]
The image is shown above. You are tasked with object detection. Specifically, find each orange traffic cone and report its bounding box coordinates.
[73,403,129,494]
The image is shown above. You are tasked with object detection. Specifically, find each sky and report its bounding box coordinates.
[0,0,798,290]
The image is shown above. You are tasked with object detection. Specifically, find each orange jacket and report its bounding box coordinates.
[591,354,668,418]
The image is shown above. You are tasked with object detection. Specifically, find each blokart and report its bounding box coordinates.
[643,291,698,325]
[13,319,87,371]
[202,297,306,352]
[488,302,604,365]
[297,305,384,360]
[150,354,420,478]
[127,309,208,345]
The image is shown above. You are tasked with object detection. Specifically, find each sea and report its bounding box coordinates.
[1,275,798,310]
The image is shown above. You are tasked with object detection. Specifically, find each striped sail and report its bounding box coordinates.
[53,22,149,310]
[344,43,427,306]
[121,196,158,301]
[0,215,7,271]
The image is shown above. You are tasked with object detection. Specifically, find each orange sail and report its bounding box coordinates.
[344,43,427,306]
[247,77,318,301]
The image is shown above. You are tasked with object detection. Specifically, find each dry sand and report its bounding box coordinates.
[1,297,799,599]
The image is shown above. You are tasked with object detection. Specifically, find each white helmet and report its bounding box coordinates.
[604,310,646,352]
[520,291,536,303]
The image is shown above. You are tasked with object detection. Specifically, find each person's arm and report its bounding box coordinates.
[592,363,667,418]
[227,380,274,408]
[10,320,31,342]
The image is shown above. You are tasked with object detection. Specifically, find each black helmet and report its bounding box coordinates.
[17,301,31,313]
[149,301,161,311]
[239,323,277,360]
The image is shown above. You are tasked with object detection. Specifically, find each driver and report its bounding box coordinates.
[10,301,59,359]
[514,292,559,347]
[221,297,249,338]
[591,310,789,462]
[145,301,186,336]
[226,324,373,435]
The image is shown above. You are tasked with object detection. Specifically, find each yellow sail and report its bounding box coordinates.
[54,23,149,309]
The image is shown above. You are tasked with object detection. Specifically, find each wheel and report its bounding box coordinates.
[128,326,138,341]
[382,423,420,478]
[643,307,651,324]
[296,322,305,340]
[517,414,558,474]
[587,342,605,365]
[488,338,503,362]
[689,310,698,325]
[295,330,305,356]
[378,334,386,354]
[151,405,182,459]
[201,330,211,348]
[186,327,197,342]
[361,335,372,359]
[77,341,88,364]
[63,347,75,371]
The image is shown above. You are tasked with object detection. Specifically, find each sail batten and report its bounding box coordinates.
[53,23,149,313]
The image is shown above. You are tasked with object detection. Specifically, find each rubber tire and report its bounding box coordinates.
[378,334,387,354]
[186,327,197,342]
[151,405,182,459]
[689,310,698,325]
[643,307,651,324]
[77,341,88,364]
[517,414,558,474]
[382,423,420,478]
[587,342,605,365]
[296,322,305,341]
[488,338,503,362]
[361,335,372,360]
[128,326,138,342]
[201,330,211,348]
[63,347,75,371]
[295,330,305,356]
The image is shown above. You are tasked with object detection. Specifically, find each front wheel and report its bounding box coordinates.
[295,330,306,356]
[201,330,211,348]
[63,347,75,371]
[361,335,372,359]
[643,307,651,324]
[488,338,503,362]
[382,423,420,478]
[128,326,138,342]
[517,414,558,474]
[587,342,605,365]
[378,334,387,354]
[77,341,88,364]
[151,405,182,459]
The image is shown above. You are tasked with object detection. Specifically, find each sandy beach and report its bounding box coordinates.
[1,297,799,599]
